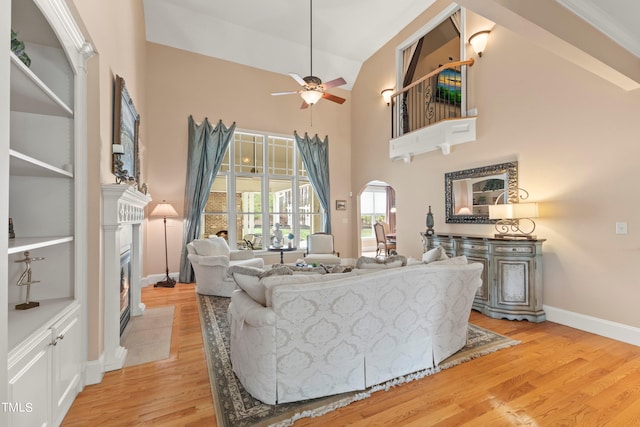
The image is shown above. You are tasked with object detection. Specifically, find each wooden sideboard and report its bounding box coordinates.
[420,233,545,322]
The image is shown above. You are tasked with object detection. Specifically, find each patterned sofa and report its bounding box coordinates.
[228,260,483,404]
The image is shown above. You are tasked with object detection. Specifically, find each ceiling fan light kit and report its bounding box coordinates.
[300,90,323,105]
[271,0,346,108]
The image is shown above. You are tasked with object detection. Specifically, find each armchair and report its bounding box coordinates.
[304,232,341,265]
[187,237,264,296]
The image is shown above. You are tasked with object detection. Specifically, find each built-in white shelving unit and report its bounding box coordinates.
[2,0,93,425]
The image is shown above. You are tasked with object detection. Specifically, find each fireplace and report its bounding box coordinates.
[101,184,151,372]
[120,250,131,335]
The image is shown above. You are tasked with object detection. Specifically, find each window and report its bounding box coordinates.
[202,130,323,249]
[360,186,388,238]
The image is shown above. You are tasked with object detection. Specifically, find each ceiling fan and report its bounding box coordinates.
[271,0,346,109]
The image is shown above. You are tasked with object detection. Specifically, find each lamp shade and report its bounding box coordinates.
[300,89,323,105]
[381,88,393,105]
[489,202,538,219]
[151,200,178,218]
[457,207,472,215]
[469,30,490,56]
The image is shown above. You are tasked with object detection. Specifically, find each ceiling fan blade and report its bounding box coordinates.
[289,73,307,87]
[323,92,346,104]
[271,91,299,96]
[321,77,346,90]
[300,100,310,109]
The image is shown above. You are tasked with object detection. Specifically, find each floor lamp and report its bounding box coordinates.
[151,200,178,288]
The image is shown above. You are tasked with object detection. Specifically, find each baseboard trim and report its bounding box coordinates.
[85,354,105,385]
[544,305,640,346]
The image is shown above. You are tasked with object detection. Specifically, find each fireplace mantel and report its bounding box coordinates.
[102,184,151,372]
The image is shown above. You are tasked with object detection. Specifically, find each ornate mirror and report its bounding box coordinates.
[445,161,518,224]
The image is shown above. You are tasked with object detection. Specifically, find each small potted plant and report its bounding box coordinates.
[11,30,31,67]
[287,233,295,248]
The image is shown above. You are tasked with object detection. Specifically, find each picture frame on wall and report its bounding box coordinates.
[112,75,140,184]
[335,200,347,210]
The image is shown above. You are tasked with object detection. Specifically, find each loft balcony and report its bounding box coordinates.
[388,59,476,162]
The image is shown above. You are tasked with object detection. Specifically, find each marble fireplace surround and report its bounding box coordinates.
[102,184,151,372]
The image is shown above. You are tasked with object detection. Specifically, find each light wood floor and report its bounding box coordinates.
[63,283,640,426]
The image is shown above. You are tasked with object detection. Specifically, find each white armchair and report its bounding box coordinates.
[187,237,264,296]
[304,232,341,265]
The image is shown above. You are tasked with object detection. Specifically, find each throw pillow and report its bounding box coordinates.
[228,265,267,306]
[422,246,449,264]
[356,255,407,269]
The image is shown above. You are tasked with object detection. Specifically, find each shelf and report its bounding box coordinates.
[9,51,73,117]
[8,236,74,254]
[8,298,77,352]
[10,149,73,178]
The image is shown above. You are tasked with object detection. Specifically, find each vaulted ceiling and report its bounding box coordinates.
[142,0,640,91]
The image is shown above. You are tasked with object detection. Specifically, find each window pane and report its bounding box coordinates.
[203,176,231,239]
[269,177,293,217]
[298,181,321,248]
[268,136,293,175]
[236,176,263,246]
[298,154,308,177]
[235,133,263,174]
[219,149,230,173]
[360,192,374,213]
[360,186,388,238]
[202,214,229,239]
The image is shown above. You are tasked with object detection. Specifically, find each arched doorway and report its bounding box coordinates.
[358,181,396,257]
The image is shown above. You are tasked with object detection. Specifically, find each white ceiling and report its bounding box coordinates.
[142,0,640,91]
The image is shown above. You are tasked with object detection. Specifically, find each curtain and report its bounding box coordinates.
[294,132,332,234]
[402,37,424,133]
[450,10,461,34]
[386,186,396,233]
[179,116,236,283]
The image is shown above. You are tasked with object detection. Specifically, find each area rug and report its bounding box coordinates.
[122,305,174,367]
[197,295,519,427]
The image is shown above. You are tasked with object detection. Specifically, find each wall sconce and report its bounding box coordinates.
[469,30,491,57]
[381,88,394,106]
[488,187,539,239]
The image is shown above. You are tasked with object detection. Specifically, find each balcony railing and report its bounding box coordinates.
[390,59,474,139]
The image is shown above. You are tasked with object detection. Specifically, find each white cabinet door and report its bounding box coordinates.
[8,329,52,427]
[51,306,81,426]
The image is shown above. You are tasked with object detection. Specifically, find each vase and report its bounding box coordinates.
[426,205,434,236]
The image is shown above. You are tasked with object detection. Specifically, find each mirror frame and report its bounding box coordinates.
[445,161,518,224]
[112,75,140,185]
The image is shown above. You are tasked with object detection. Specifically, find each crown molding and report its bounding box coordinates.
[556,0,640,58]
